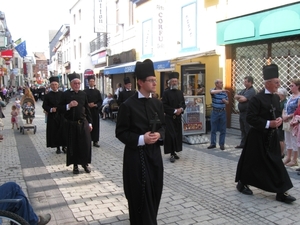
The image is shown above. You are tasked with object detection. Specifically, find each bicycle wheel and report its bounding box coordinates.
[0,210,30,225]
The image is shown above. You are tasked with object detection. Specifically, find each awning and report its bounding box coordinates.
[104,60,172,75]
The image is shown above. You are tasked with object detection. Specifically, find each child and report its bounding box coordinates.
[23,101,35,124]
[11,105,19,130]
[15,97,21,112]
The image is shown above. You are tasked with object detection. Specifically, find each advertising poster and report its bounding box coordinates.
[182,95,206,135]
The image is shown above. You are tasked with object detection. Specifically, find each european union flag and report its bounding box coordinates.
[15,41,27,58]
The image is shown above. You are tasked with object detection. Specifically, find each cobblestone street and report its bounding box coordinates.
[0,99,300,225]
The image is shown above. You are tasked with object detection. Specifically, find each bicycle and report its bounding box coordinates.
[0,199,30,225]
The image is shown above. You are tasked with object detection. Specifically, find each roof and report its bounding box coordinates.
[33,52,47,61]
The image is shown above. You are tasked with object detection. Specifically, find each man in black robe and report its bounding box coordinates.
[116,59,165,225]
[117,77,135,105]
[235,64,296,203]
[42,77,66,154]
[58,72,93,174]
[161,72,186,163]
[84,75,103,147]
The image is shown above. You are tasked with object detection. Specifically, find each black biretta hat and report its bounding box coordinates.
[263,64,279,80]
[134,59,155,80]
[87,75,95,81]
[68,72,80,82]
[168,72,179,79]
[124,77,131,84]
[49,76,59,83]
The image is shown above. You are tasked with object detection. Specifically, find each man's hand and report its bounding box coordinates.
[52,107,57,112]
[175,108,183,116]
[144,131,160,144]
[89,125,93,132]
[69,100,78,108]
[270,117,283,128]
[88,102,96,108]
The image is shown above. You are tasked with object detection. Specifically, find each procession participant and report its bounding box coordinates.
[42,76,67,154]
[58,72,93,174]
[161,72,186,163]
[235,64,296,204]
[117,77,135,105]
[116,59,165,225]
[84,75,103,147]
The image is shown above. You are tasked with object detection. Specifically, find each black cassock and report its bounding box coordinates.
[84,88,103,142]
[161,89,186,154]
[235,90,293,193]
[115,93,165,225]
[42,91,66,148]
[58,90,92,166]
[117,89,136,105]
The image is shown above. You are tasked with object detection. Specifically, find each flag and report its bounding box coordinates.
[15,41,27,58]
[14,38,22,45]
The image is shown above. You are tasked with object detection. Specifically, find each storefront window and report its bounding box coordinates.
[181,64,205,96]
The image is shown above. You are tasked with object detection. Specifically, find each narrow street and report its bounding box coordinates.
[0,98,299,225]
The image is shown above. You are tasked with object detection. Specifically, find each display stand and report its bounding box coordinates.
[182,96,209,144]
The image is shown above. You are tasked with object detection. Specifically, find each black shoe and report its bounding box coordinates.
[73,165,79,174]
[38,213,51,225]
[62,147,67,154]
[207,145,216,149]
[236,181,253,195]
[220,145,225,150]
[297,171,300,175]
[82,165,91,173]
[170,155,175,163]
[235,145,244,149]
[296,168,300,172]
[93,142,100,148]
[56,148,61,154]
[276,193,296,203]
[173,153,180,160]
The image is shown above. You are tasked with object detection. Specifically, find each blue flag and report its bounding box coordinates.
[15,41,27,58]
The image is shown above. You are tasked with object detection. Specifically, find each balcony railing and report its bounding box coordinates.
[90,33,110,53]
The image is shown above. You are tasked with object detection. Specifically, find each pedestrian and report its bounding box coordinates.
[0,97,5,141]
[117,77,135,105]
[42,77,67,154]
[0,182,51,225]
[161,72,186,162]
[282,78,300,167]
[235,64,296,204]
[11,105,19,130]
[15,97,21,113]
[115,59,165,225]
[234,76,256,148]
[207,79,229,150]
[84,75,103,148]
[115,82,123,100]
[100,93,113,119]
[277,87,288,157]
[58,72,93,174]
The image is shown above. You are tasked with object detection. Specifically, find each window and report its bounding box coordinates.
[129,1,134,26]
[79,9,81,20]
[79,37,82,58]
[73,14,76,24]
[116,1,120,33]
[73,45,76,60]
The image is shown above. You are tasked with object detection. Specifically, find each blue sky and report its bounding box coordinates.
[1,0,76,54]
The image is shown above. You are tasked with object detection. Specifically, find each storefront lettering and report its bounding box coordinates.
[124,66,135,73]
[157,5,164,48]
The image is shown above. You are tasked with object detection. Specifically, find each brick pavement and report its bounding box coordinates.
[0,97,300,225]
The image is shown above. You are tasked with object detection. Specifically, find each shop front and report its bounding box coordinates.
[91,50,107,96]
[104,59,173,97]
[217,2,300,129]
